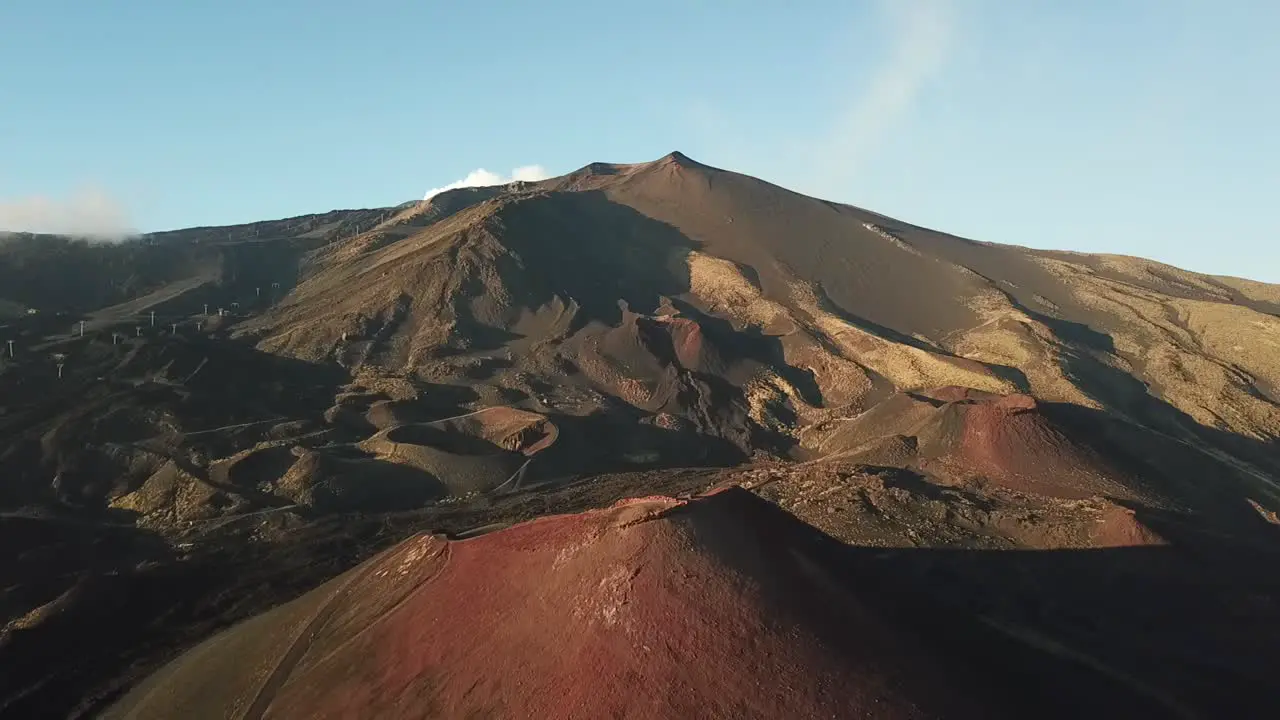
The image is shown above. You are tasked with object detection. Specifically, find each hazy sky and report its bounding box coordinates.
[1,1,1276,281]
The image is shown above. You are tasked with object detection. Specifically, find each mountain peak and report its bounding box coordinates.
[657,150,698,167]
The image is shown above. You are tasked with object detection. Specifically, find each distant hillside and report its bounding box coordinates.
[0,207,391,314]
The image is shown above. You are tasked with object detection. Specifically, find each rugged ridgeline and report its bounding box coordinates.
[243,152,1280,476]
[3,153,1280,717]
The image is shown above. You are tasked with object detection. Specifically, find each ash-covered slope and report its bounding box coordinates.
[102,488,1168,720]
[233,151,1280,511]
[246,154,1280,435]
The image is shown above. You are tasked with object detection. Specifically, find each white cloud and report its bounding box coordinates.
[818,0,956,181]
[0,187,136,239]
[422,165,550,201]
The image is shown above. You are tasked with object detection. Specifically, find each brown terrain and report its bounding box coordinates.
[1,152,1279,718]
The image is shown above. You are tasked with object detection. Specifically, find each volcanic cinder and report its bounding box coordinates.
[103,489,1177,720]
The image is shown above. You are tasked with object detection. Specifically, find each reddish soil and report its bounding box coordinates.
[106,489,1115,720]
[665,315,728,376]
[947,391,1125,500]
[818,388,1144,503]
[1087,503,1166,547]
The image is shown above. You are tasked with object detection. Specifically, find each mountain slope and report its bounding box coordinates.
[228,152,1280,512]
[242,153,1280,432]
[4,151,1278,528]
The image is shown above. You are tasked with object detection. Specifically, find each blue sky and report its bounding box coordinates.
[1,1,1277,281]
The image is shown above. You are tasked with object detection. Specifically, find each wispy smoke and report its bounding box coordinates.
[423,165,550,201]
[0,187,136,239]
[817,0,956,183]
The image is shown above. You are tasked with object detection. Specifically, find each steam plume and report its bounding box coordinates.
[423,165,549,201]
